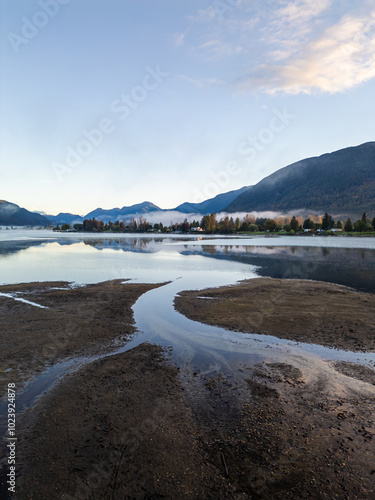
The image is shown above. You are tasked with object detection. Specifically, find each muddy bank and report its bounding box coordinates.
[175,278,375,352]
[333,361,375,385]
[0,280,163,394]
[15,343,233,500]
[1,277,375,498]
[11,345,375,499]
[184,359,375,499]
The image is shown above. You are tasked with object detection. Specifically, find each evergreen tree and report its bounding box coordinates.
[344,218,353,232]
[290,216,299,232]
[303,218,315,230]
[321,212,334,230]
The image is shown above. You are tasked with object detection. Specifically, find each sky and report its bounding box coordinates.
[1,0,375,216]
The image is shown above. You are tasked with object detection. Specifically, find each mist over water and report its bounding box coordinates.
[0,231,374,292]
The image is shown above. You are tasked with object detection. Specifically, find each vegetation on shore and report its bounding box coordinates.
[54,211,375,236]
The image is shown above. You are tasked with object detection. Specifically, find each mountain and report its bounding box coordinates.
[0,201,51,226]
[174,186,250,214]
[85,202,161,222]
[46,213,84,225]
[80,188,251,223]
[226,142,375,217]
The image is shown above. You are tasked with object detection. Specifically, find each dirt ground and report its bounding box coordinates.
[0,280,163,394]
[174,278,375,352]
[182,358,375,499]
[0,279,375,499]
[14,343,234,500]
[11,346,375,500]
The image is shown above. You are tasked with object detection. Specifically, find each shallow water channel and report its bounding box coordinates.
[1,231,375,418]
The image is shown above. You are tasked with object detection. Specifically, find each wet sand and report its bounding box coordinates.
[175,278,375,352]
[0,279,375,498]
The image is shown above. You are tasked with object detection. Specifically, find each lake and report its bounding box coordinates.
[1,229,375,414]
[1,230,375,291]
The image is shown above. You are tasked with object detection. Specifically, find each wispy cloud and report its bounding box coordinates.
[274,0,332,25]
[194,38,244,60]
[174,32,185,48]
[177,75,224,88]
[239,10,375,94]
[177,0,375,94]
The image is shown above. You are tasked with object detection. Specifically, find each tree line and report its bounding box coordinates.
[54,212,375,235]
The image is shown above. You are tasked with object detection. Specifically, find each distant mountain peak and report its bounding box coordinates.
[0,201,51,226]
[173,186,250,214]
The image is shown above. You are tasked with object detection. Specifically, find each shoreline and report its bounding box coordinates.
[175,277,375,353]
[1,278,375,498]
[0,280,163,395]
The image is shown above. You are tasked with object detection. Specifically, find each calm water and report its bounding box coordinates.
[1,230,375,291]
[1,230,375,414]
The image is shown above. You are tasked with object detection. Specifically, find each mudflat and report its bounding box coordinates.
[0,279,375,499]
[15,343,233,499]
[175,277,375,352]
[0,280,163,394]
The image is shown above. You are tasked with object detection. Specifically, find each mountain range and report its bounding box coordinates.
[1,142,374,226]
[0,200,51,226]
[44,186,250,225]
[226,142,375,215]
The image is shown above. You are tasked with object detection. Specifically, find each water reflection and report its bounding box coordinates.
[1,233,374,416]
[181,244,375,293]
[83,237,162,253]
[0,239,55,258]
[0,234,374,292]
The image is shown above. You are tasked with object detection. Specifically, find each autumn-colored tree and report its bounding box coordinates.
[180,219,190,233]
[201,213,217,233]
[244,214,256,224]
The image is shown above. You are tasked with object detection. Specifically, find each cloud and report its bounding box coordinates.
[273,0,332,25]
[174,32,186,47]
[194,38,243,60]
[177,75,224,88]
[177,0,375,94]
[182,2,260,61]
[239,10,375,94]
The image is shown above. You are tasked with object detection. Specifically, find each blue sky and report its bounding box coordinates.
[1,0,375,215]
